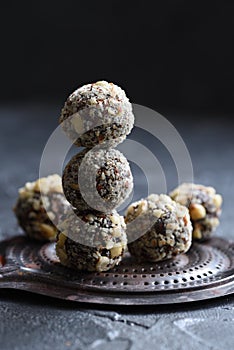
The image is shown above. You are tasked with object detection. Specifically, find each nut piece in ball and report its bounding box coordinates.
[56,209,127,272]
[59,81,134,148]
[170,183,222,240]
[125,194,192,262]
[14,174,71,241]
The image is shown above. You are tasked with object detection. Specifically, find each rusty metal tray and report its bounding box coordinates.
[0,236,234,305]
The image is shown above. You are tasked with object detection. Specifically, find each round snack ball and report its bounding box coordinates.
[59,81,134,148]
[170,183,222,241]
[125,194,192,262]
[62,148,133,213]
[14,174,71,241]
[56,209,127,272]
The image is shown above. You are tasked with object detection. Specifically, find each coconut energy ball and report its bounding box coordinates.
[14,174,71,241]
[125,194,192,262]
[56,209,127,272]
[62,148,133,213]
[170,183,222,241]
[59,81,134,148]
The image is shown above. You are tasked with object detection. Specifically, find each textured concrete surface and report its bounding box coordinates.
[0,290,234,350]
[0,104,234,349]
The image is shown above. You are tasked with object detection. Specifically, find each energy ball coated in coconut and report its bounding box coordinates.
[56,209,127,272]
[170,183,222,241]
[125,194,192,262]
[62,148,133,213]
[59,81,134,148]
[14,175,71,242]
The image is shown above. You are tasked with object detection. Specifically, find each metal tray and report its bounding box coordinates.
[0,235,234,305]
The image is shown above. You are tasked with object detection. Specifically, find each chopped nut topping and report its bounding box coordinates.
[189,203,206,220]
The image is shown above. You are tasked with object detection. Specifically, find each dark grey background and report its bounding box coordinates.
[1,1,234,114]
[1,2,234,350]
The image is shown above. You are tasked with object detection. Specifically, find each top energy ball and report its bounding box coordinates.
[59,81,135,148]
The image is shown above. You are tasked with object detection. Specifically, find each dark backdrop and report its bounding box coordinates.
[1,1,234,114]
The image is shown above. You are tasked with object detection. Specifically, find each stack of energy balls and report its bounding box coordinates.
[56,81,134,272]
[13,81,223,273]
